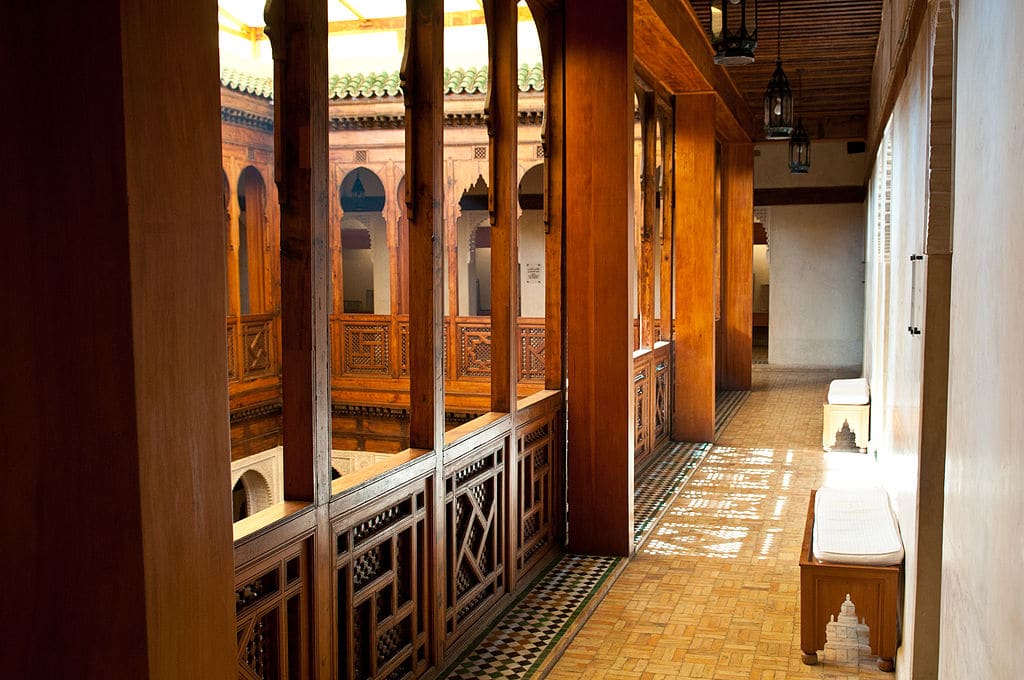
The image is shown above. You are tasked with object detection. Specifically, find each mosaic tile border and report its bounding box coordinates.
[442,554,621,679]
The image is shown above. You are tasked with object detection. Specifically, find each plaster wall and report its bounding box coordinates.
[519,210,546,317]
[867,20,931,675]
[940,1,1024,676]
[752,245,769,314]
[765,204,865,367]
[754,140,866,188]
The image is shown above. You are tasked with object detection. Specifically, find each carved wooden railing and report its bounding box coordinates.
[234,391,565,680]
[633,342,672,468]
[331,313,546,384]
[227,312,544,399]
[234,535,311,680]
[227,313,280,385]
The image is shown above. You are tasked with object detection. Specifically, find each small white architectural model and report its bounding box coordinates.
[822,594,871,664]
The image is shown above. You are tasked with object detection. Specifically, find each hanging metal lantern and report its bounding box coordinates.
[763,60,793,138]
[710,0,758,66]
[762,0,792,138]
[789,118,811,173]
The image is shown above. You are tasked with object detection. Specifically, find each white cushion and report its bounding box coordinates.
[813,486,904,566]
[827,378,870,405]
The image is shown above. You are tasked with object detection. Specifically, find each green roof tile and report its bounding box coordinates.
[222,63,543,101]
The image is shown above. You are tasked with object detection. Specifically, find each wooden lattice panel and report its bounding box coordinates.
[634,365,650,464]
[654,355,670,444]
[517,325,546,382]
[235,539,309,680]
[398,321,409,377]
[516,415,556,577]
[335,483,431,680]
[444,442,505,646]
[342,322,390,375]
[457,325,492,379]
[227,320,239,382]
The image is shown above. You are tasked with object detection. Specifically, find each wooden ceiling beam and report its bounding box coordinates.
[634,0,755,141]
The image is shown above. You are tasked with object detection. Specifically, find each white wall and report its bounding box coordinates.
[519,210,545,317]
[765,204,865,366]
[752,245,769,314]
[755,139,866,187]
[941,1,1024,676]
[755,140,867,367]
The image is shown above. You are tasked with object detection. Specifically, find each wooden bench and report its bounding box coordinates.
[822,378,870,451]
[799,489,901,672]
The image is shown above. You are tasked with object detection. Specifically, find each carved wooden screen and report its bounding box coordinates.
[335,481,431,680]
[235,538,310,680]
[634,364,650,464]
[443,441,506,646]
[516,414,557,579]
[653,354,670,445]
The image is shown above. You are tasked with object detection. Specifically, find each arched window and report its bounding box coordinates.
[237,166,268,315]
[339,167,389,314]
[517,164,545,318]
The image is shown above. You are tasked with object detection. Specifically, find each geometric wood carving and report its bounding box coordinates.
[235,539,309,680]
[634,364,650,465]
[516,415,557,578]
[444,442,505,646]
[242,317,275,379]
[653,355,670,444]
[457,324,492,379]
[335,483,431,680]
[227,320,239,382]
[517,324,546,382]
[342,322,390,375]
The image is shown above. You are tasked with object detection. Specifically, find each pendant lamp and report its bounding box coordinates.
[789,71,810,173]
[710,0,758,66]
[763,0,792,138]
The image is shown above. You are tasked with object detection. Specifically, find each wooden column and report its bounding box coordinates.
[719,142,753,390]
[658,105,675,341]
[330,164,344,314]
[672,93,717,442]
[266,3,332,676]
[267,0,329,505]
[534,3,565,391]
[565,0,634,556]
[485,0,518,414]
[405,2,445,451]
[6,1,235,676]
[639,92,657,349]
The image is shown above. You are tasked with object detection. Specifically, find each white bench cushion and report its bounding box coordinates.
[827,378,870,405]
[813,486,904,566]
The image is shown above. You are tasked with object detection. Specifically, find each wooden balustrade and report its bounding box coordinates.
[228,312,544,397]
[633,342,673,469]
[234,391,565,680]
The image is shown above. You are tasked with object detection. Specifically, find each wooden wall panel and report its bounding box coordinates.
[719,142,753,391]
[672,93,717,442]
[564,0,635,556]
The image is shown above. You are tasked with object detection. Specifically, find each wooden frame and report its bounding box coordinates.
[799,490,900,672]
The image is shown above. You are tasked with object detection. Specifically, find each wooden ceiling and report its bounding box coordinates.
[686,0,884,140]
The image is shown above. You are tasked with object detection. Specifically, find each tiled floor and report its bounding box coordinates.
[446,365,892,680]
[547,365,891,680]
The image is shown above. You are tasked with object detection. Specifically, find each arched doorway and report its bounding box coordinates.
[340,167,389,314]
[231,469,272,522]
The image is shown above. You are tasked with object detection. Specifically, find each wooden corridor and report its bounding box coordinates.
[548,366,894,680]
